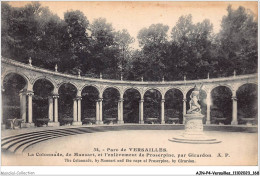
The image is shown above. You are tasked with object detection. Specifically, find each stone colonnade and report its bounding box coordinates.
[2,57,255,128]
[18,91,61,127]
[16,91,239,126]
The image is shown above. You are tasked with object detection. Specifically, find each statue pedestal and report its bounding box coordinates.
[169,113,221,144]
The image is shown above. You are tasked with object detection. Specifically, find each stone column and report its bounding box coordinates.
[1,100,3,124]
[139,99,144,124]
[27,91,34,126]
[77,97,82,122]
[53,95,59,123]
[73,98,78,122]
[1,94,4,128]
[182,98,187,124]
[99,98,103,124]
[73,98,77,122]
[206,95,211,125]
[117,100,121,122]
[19,91,27,122]
[48,97,53,122]
[120,99,124,124]
[72,97,82,126]
[161,99,165,124]
[48,94,60,127]
[231,96,238,125]
[117,98,124,124]
[96,100,100,124]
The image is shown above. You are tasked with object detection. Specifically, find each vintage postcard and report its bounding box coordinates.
[1,1,258,175]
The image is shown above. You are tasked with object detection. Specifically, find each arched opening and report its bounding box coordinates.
[103,87,120,124]
[186,87,207,123]
[2,73,27,128]
[123,88,141,123]
[144,89,162,124]
[33,79,54,127]
[58,83,77,125]
[81,86,99,124]
[210,86,232,125]
[165,88,183,124]
[237,84,257,125]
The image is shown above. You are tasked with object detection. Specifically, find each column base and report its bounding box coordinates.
[161,121,165,124]
[95,121,103,125]
[231,121,238,125]
[21,122,35,128]
[183,117,186,124]
[206,121,211,125]
[48,122,60,127]
[1,124,6,129]
[117,120,124,124]
[72,121,82,126]
[139,120,144,124]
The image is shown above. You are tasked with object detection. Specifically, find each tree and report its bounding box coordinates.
[217,5,257,76]
[1,2,67,70]
[115,29,134,73]
[90,18,115,48]
[2,2,44,63]
[34,7,66,69]
[135,24,170,81]
[170,15,215,79]
[171,14,194,45]
[2,2,257,81]
[1,2,13,58]
[88,18,121,78]
[62,10,90,74]
[137,23,169,47]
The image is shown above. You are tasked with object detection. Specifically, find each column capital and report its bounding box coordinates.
[19,92,26,96]
[232,96,237,101]
[53,94,59,99]
[26,91,34,96]
[19,89,27,95]
[161,99,165,103]
[183,98,187,102]
[19,89,33,96]
[139,99,144,103]
[118,98,124,102]
[75,96,82,100]
[98,98,103,102]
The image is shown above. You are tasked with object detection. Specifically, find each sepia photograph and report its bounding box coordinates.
[0,1,258,175]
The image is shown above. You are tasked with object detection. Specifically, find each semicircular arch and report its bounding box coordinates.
[57,81,79,92]
[32,76,56,90]
[237,82,258,92]
[143,87,162,98]
[123,87,141,97]
[210,84,233,94]
[165,87,184,98]
[102,86,121,98]
[80,84,100,96]
[2,71,29,87]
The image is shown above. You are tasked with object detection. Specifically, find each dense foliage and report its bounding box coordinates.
[2,3,257,80]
